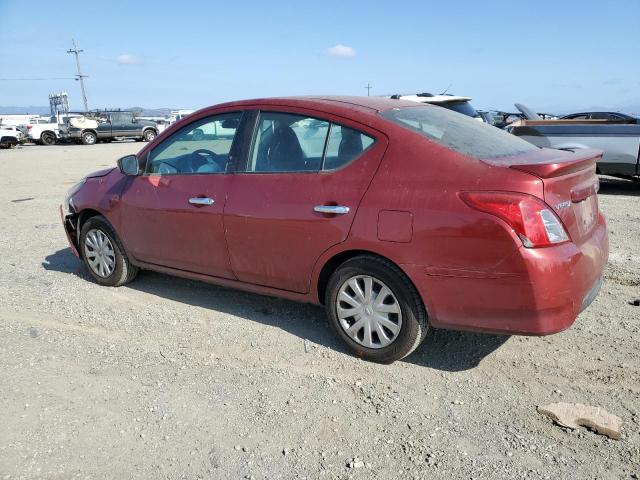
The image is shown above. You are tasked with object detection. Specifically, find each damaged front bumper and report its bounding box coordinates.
[60,203,80,257]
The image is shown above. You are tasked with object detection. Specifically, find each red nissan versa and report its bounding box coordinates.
[60,97,608,363]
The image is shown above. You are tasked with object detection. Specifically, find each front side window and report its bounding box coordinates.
[147,112,243,175]
[247,112,375,173]
[109,113,128,124]
[381,106,537,159]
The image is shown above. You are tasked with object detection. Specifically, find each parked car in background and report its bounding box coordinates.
[61,96,608,363]
[509,104,640,179]
[59,110,158,145]
[560,112,639,122]
[387,93,487,122]
[0,125,24,147]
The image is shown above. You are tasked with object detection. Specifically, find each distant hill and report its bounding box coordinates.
[0,106,50,115]
[128,107,175,117]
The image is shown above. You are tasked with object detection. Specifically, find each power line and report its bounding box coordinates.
[67,39,89,112]
[0,77,75,81]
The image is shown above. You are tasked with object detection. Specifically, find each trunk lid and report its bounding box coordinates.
[486,147,602,243]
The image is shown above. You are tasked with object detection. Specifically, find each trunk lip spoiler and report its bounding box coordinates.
[506,148,603,179]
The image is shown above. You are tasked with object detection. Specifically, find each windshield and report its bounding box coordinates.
[441,101,479,118]
[381,106,538,159]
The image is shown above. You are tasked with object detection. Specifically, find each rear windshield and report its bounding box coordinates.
[381,106,537,158]
[441,101,479,118]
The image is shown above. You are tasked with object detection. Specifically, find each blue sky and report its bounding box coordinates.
[1,0,639,113]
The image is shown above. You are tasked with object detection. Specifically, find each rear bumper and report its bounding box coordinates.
[403,214,609,335]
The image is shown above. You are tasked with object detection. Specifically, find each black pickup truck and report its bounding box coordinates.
[59,110,158,145]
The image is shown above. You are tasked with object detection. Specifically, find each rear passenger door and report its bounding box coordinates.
[224,109,387,293]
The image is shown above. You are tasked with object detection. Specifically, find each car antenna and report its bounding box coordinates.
[440,83,452,95]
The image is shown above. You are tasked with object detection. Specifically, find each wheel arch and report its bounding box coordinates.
[40,129,56,138]
[142,126,158,137]
[315,249,421,307]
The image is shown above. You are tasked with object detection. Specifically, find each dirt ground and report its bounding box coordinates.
[0,142,638,479]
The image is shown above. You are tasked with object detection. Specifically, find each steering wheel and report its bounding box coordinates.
[189,149,225,173]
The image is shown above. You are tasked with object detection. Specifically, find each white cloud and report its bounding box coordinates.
[116,54,140,65]
[326,44,356,58]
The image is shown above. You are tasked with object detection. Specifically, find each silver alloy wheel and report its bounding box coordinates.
[336,275,403,349]
[84,228,116,278]
[144,130,156,141]
[83,132,96,144]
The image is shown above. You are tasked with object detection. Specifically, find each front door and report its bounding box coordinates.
[224,110,387,293]
[119,111,244,277]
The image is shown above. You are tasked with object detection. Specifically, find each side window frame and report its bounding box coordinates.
[144,110,245,176]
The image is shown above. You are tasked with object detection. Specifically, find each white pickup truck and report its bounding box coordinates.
[20,114,81,145]
[21,117,59,145]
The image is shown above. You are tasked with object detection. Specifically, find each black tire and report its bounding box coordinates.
[40,131,56,145]
[192,129,204,141]
[325,255,428,364]
[81,131,97,145]
[79,215,139,287]
[143,129,157,142]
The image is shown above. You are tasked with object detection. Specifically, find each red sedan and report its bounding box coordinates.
[60,96,608,363]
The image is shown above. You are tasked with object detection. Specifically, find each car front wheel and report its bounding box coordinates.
[325,255,428,364]
[143,129,156,142]
[81,131,97,145]
[79,215,138,287]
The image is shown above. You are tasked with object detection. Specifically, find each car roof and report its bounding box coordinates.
[208,96,424,118]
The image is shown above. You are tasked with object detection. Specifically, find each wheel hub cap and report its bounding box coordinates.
[336,275,402,349]
[84,228,116,278]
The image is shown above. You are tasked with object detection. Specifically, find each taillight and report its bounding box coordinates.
[27,125,33,130]
[459,191,569,248]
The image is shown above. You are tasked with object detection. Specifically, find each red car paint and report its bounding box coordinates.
[63,96,608,335]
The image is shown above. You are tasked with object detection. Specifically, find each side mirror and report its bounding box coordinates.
[117,154,139,176]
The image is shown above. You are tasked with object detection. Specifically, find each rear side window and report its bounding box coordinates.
[381,106,537,158]
[324,124,375,170]
[247,112,375,173]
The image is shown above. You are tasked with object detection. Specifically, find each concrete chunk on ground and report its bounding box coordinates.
[537,402,623,440]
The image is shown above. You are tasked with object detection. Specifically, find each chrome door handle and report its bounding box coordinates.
[189,197,215,206]
[314,205,350,215]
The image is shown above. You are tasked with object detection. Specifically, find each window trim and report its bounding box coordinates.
[240,110,376,175]
[144,111,245,176]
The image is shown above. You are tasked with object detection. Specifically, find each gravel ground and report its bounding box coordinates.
[0,143,638,479]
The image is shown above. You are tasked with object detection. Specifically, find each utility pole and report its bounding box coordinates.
[67,39,89,112]
[364,82,372,96]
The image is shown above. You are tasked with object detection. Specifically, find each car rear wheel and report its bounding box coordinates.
[325,255,428,363]
[143,129,156,142]
[40,131,56,145]
[79,216,138,287]
[81,131,97,145]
